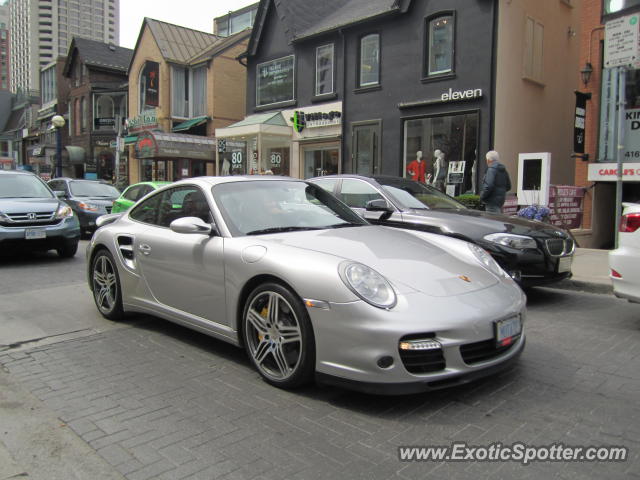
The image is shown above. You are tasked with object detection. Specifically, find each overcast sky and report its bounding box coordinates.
[119,0,258,49]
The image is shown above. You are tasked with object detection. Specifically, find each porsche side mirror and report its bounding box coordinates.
[170,216,218,236]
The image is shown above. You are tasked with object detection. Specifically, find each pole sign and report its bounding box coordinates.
[604,14,640,68]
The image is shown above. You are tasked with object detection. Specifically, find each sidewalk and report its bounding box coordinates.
[548,247,613,295]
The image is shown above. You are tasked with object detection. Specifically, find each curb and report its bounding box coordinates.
[544,278,613,296]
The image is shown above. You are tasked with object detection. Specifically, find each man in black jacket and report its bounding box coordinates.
[480,150,511,213]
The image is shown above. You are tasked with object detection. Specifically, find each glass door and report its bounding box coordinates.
[352,121,380,175]
[302,144,340,179]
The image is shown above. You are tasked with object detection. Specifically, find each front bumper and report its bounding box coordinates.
[307,279,526,394]
[487,245,573,287]
[0,216,80,251]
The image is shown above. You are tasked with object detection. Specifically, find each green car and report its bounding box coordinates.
[111,181,172,213]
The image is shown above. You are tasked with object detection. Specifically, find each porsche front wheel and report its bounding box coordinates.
[242,283,315,389]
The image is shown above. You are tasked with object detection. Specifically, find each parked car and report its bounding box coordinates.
[111,181,172,213]
[48,178,120,234]
[0,170,80,257]
[309,175,575,287]
[87,176,525,394]
[609,202,640,303]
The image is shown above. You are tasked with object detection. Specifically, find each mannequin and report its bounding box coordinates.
[431,149,446,192]
[406,150,426,183]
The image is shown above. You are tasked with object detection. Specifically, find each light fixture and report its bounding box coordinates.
[580,62,593,86]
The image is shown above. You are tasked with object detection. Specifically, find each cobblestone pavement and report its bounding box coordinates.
[1,287,639,480]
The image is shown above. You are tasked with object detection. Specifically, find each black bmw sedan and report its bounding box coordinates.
[309,174,575,287]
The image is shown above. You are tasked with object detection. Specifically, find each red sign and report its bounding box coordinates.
[548,185,585,229]
[503,195,518,216]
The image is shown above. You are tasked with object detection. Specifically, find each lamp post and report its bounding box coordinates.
[51,115,65,178]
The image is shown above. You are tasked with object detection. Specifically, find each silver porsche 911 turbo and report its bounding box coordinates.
[87,176,526,395]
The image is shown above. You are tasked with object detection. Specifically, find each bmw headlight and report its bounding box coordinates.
[339,262,397,309]
[55,204,74,219]
[469,243,509,279]
[483,233,537,250]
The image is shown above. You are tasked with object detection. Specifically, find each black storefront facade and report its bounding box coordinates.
[244,0,496,191]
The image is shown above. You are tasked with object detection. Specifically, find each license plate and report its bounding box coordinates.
[495,316,521,348]
[558,255,572,273]
[25,228,46,240]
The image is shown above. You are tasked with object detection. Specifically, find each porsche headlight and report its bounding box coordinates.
[55,204,74,219]
[469,243,509,279]
[339,262,397,309]
[483,233,537,250]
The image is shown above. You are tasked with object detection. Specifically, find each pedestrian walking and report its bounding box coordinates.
[480,150,511,213]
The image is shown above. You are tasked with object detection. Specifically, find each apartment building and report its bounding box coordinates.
[9,0,119,94]
[0,2,9,91]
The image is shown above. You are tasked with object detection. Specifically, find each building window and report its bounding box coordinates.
[359,34,379,87]
[426,14,454,76]
[256,55,295,107]
[523,16,544,84]
[81,96,87,132]
[171,64,207,118]
[139,61,159,113]
[315,44,334,96]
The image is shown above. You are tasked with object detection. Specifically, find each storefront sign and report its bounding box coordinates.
[290,110,341,132]
[604,14,640,68]
[503,196,518,216]
[548,185,585,229]
[94,139,111,147]
[135,132,158,159]
[447,161,465,184]
[127,110,158,133]
[441,88,482,102]
[588,162,640,181]
[95,117,116,128]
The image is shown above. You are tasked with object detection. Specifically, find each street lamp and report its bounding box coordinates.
[51,114,65,178]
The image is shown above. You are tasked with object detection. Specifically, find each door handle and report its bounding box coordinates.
[138,243,151,255]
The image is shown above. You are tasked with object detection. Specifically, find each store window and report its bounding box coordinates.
[315,44,334,96]
[359,34,379,87]
[403,113,479,195]
[171,64,207,118]
[426,14,454,76]
[219,135,291,176]
[302,144,339,179]
[257,55,295,107]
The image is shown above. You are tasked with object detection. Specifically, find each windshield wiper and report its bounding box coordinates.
[246,226,322,235]
[326,223,363,229]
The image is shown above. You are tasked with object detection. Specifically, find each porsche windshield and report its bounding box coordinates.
[213,180,367,236]
[377,177,466,210]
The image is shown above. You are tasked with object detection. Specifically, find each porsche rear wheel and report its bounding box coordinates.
[242,283,315,388]
[91,249,124,320]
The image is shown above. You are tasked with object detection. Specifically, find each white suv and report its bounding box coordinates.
[609,202,640,303]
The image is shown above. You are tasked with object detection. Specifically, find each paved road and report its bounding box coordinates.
[1,247,638,479]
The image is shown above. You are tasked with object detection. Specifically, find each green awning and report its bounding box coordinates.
[124,135,138,145]
[172,116,209,132]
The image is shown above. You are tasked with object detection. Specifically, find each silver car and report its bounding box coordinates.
[87,176,526,394]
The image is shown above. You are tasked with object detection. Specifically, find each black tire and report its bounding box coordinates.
[242,282,315,389]
[90,249,124,320]
[57,242,78,258]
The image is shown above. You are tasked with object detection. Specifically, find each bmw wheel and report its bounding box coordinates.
[242,282,315,389]
[91,249,124,320]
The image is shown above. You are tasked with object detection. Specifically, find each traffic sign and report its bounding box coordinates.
[604,14,640,68]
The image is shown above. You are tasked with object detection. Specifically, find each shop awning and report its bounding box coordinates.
[172,116,209,133]
[215,112,292,138]
[65,146,85,164]
[124,135,138,145]
[134,131,216,161]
